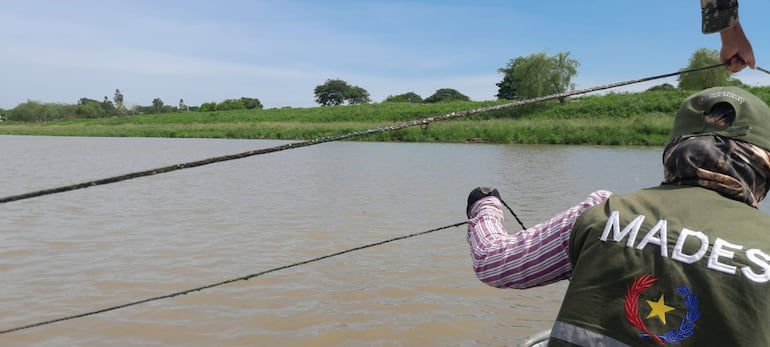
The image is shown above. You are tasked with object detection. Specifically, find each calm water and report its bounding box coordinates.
[1,136,766,346]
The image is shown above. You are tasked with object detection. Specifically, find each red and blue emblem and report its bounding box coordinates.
[624,274,700,345]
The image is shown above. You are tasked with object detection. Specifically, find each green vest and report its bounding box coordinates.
[548,185,770,346]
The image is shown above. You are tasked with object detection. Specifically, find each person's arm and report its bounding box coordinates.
[466,190,611,289]
[719,22,755,71]
[700,0,755,71]
[700,0,739,34]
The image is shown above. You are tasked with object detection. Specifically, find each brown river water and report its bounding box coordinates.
[2,136,765,346]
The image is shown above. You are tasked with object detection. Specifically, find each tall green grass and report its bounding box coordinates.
[3,87,768,146]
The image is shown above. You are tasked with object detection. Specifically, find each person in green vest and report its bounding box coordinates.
[466,86,770,345]
[701,0,755,72]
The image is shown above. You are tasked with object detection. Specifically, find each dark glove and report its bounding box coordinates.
[466,187,501,218]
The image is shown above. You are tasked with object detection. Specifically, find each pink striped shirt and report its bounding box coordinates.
[466,190,612,289]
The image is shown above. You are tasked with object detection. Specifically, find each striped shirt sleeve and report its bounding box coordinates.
[465,190,612,289]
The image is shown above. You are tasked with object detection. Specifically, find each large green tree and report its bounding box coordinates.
[424,88,470,103]
[384,92,423,103]
[75,98,103,118]
[495,73,518,100]
[113,89,126,115]
[200,102,217,112]
[313,79,370,106]
[9,101,72,121]
[101,96,116,115]
[152,98,164,113]
[239,97,263,110]
[677,48,743,90]
[497,51,579,103]
[346,86,371,105]
[217,99,247,111]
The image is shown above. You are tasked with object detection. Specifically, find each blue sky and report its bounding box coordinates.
[2,0,770,110]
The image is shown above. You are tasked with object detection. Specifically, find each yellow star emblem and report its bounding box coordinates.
[646,294,675,324]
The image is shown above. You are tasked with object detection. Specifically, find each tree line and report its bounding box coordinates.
[1,90,265,122]
[0,47,745,122]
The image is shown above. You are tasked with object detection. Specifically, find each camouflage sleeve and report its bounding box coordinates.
[701,0,739,34]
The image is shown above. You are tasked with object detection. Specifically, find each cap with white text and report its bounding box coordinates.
[669,86,770,151]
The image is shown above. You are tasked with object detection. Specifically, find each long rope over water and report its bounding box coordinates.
[0,62,733,205]
[0,221,462,334]
[0,197,525,335]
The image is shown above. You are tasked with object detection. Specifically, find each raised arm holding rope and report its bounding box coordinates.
[701,0,755,72]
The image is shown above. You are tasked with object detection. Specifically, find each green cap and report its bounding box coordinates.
[669,87,770,151]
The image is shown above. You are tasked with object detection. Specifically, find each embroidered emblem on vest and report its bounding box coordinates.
[624,274,701,345]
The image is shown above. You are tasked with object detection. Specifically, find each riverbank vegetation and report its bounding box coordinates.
[5,87,770,146]
[1,47,764,146]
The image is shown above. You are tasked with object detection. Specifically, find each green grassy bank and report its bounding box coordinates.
[3,87,769,146]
